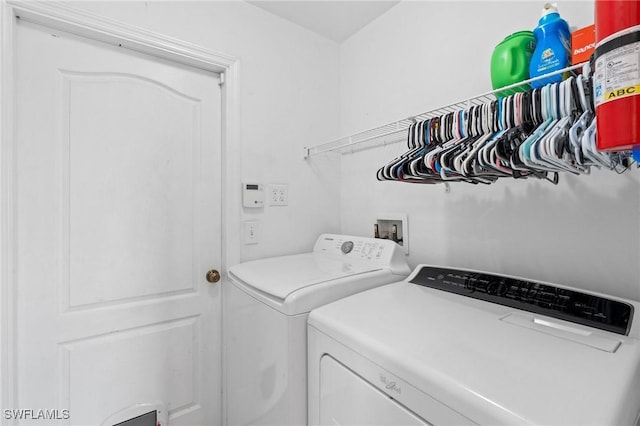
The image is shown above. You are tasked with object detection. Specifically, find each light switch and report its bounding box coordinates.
[243,221,260,245]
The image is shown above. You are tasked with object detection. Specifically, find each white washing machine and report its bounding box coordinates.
[223,234,410,426]
[308,265,640,425]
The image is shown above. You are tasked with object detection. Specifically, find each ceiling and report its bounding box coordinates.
[247,1,400,43]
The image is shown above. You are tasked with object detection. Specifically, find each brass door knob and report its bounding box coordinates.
[206,269,221,283]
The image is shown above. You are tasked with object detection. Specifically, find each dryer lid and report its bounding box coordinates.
[228,253,382,301]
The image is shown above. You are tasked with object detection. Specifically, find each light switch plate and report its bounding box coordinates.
[243,221,260,245]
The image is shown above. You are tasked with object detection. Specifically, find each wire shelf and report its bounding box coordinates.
[303,62,588,159]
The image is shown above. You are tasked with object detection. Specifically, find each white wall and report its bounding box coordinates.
[339,1,640,301]
[68,0,342,263]
[55,1,640,302]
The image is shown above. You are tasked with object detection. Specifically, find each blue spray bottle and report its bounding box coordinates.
[529,3,571,88]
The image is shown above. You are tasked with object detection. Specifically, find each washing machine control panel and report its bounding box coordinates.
[315,235,398,263]
[410,266,633,336]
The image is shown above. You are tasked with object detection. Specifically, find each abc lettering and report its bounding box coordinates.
[607,86,636,99]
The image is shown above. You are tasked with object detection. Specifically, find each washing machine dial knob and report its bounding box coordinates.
[341,241,354,254]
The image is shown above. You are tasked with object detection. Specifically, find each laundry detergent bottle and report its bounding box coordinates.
[529,3,571,88]
[490,31,536,97]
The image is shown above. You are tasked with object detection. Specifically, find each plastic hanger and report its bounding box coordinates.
[378,120,426,181]
[519,85,554,167]
[394,120,430,180]
[533,79,576,173]
[569,76,593,167]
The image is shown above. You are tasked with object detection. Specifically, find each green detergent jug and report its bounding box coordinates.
[490,31,536,97]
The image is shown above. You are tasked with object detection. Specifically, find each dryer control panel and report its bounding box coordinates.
[410,266,633,335]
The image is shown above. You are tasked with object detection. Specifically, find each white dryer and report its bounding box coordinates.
[224,234,410,426]
[308,265,640,425]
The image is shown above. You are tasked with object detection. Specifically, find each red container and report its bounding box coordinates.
[593,0,640,151]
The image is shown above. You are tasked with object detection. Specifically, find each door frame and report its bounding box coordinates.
[0,0,241,419]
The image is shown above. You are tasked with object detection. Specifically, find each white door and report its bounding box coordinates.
[12,17,221,425]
